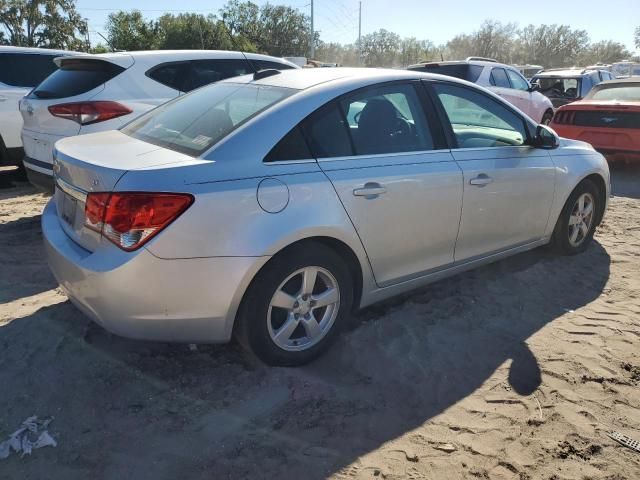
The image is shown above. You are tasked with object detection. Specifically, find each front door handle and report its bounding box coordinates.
[469,174,493,187]
[353,182,387,198]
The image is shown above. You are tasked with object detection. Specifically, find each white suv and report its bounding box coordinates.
[20,50,298,189]
[408,57,554,125]
[0,46,82,170]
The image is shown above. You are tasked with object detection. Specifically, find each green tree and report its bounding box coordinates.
[578,40,631,65]
[635,26,640,49]
[360,29,400,67]
[398,37,438,66]
[220,0,314,56]
[516,24,590,67]
[444,20,517,62]
[105,10,158,51]
[156,13,238,51]
[0,0,89,50]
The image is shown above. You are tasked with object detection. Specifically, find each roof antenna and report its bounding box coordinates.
[221,13,257,74]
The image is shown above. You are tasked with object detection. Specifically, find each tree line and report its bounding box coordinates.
[1,1,639,69]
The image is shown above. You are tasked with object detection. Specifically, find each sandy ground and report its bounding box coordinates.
[0,166,639,480]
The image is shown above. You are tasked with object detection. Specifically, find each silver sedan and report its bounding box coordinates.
[43,68,610,365]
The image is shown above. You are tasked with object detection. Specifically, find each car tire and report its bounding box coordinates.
[541,110,553,125]
[550,179,600,255]
[235,241,353,366]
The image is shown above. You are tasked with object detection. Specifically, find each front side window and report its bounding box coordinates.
[490,68,511,88]
[123,83,295,156]
[433,83,528,148]
[339,83,433,155]
[506,70,529,91]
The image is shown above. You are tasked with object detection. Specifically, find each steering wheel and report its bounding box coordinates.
[353,110,362,125]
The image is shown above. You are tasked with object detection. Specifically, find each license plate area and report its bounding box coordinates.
[60,192,77,226]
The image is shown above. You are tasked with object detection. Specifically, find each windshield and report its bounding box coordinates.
[122,83,296,156]
[588,84,640,102]
[535,77,581,98]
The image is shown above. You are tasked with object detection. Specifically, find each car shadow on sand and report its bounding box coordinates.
[0,239,610,479]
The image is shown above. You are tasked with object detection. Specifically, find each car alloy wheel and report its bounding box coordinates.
[267,266,340,351]
[568,192,595,247]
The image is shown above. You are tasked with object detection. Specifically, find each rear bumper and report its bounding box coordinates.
[551,125,640,161]
[42,198,268,343]
[24,157,54,192]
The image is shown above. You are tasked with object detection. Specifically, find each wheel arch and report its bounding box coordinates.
[231,235,366,337]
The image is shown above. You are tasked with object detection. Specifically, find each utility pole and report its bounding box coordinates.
[358,1,362,65]
[310,0,315,59]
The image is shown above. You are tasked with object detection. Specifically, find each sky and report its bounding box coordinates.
[76,0,639,54]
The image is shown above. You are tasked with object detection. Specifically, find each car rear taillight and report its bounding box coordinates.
[84,192,194,251]
[48,101,132,125]
[553,110,576,125]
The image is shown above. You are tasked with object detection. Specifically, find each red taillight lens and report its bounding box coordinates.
[84,192,194,251]
[48,101,132,125]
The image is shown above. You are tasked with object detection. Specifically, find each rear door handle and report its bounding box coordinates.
[0,96,7,102]
[353,182,387,198]
[469,174,493,187]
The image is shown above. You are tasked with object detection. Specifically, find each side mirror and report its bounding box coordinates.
[528,82,541,92]
[533,124,560,149]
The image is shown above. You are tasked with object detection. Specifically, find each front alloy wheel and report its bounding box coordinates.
[568,193,595,248]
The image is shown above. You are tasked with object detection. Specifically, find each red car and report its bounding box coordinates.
[550,78,640,162]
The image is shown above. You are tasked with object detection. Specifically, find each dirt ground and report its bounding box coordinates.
[0,166,639,480]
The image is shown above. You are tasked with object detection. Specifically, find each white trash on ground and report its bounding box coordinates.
[0,416,57,459]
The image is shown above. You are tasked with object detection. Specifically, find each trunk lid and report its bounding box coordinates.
[20,56,131,136]
[53,130,196,252]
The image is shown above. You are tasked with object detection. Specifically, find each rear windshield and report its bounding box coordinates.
[535,77,581,99]
[0,53,59,87]
[409,64,483,83]
[122,83,296,156]
[587,85,640,102]
[29,59,124,99]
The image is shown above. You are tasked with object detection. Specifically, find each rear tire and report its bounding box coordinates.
[235,242,353,366]
[550,179,599,255]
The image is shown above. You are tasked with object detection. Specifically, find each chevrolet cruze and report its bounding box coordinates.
[43,68,610,365]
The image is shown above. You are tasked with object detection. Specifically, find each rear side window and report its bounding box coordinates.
[182,59,252,92]
[339,83,433,155]
[0,53,59,87]
[147,62,190,91]
[264,126,312,162]
[300,104,353,158]
[490,68,511,88]
[30,59,124,99]
[123,83,295,156]
[409,64,483,83]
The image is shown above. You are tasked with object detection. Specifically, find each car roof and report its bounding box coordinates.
[533,69,600,78]
[220,67,435,91]
[0,45,84,56]
[54,49,299,69]
[596,77,640,86]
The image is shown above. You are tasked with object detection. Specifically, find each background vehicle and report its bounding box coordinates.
[43,68,609,366]
[407,57,555,124]
[531,68,614,108]
[551,78,640,163]
[611,61,640,78]
[514,64,544,80]
[0,46,82,169]
[20,50,298,189]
